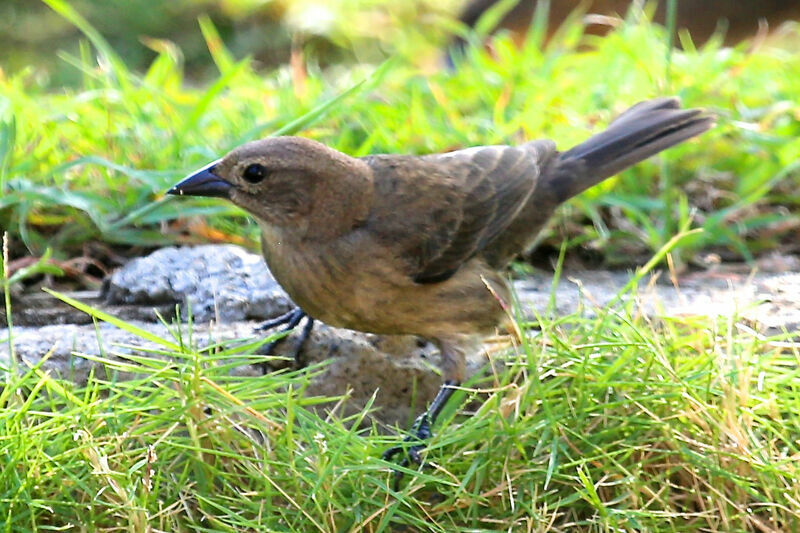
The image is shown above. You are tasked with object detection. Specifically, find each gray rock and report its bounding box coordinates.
[103,245,294,323]
[0,319,458,428]
[2,245,799,426]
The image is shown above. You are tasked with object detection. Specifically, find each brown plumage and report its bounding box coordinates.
[168,97,713,472]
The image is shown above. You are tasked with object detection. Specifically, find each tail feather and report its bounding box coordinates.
[549,97,714,202]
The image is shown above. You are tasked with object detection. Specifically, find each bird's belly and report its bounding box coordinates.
[266,244,508,338]
[269,257,408,333]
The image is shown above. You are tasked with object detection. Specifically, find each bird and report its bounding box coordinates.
[168,97,713,478]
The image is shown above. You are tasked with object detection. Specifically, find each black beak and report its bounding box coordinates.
[167,160,232,198]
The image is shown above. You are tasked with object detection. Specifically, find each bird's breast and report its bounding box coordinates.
[259,227,375,328]
[260,226,508,338]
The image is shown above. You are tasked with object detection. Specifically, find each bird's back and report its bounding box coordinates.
[362,143,551,283]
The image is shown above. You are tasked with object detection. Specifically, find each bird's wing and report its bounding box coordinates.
[366,142,551,283]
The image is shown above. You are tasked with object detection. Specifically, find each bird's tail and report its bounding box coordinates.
[547,97,714,203]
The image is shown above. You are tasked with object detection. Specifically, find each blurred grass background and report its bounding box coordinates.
[1,0,799,290]
[1,0,457,87]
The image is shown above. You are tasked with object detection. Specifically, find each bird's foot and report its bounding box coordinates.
[255,307,307,332]
[255,308,314,372]
[382,381,458,488]
[382,412,434,487]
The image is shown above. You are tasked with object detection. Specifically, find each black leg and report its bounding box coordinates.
[256,308,314,373]
[293,316,315,368]
[383,380,458,487]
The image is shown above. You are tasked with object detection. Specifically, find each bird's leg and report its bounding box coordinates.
[255,308,315,372]
[383,338,468,486]
[382,379,458,466]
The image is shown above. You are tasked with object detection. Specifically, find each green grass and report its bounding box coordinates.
[1,1,798,273]
[2,274,800,530]
[2,1,800,531]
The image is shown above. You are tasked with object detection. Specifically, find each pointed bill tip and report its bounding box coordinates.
[168,160,232,198]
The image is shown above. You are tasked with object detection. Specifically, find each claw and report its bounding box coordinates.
[255,308,306,331]
[382,413,431,463]
[256,308,315,372]
[382,381,459,488]
[383,414,433,490]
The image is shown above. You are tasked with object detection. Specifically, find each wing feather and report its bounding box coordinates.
[364,142,551,283]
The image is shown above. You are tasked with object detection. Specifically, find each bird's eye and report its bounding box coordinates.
[242,163,268,184]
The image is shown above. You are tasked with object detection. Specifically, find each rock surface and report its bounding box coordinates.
[2,245,799,426]
[103,244,295,323]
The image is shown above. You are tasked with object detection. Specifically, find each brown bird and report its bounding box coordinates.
[168,97,713,474]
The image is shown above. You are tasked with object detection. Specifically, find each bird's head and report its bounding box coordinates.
[168,136,373,239]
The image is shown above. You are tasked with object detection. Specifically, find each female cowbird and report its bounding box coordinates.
[168,97,712,473]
